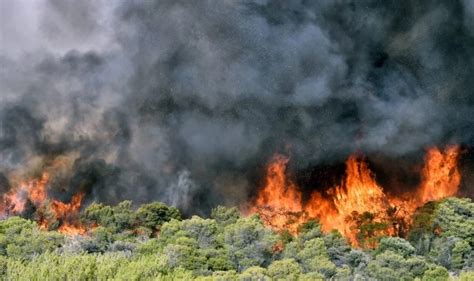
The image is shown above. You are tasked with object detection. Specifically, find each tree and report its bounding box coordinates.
[349,211,390,248]
[134,202,181,232]
[267,259,301,281]
[366,250,426,280]
[409,197,474,255]
[81,201,134,233]
[323,230,351,266]
[451,239,471,270]
[223,216,277,271]
[297,220,322,243]
[211,206,240,227]
[296,238,336,278]
[376,237,415,258]
[157,216,232,272]
[0,198,472,280]
[422,265,449,281]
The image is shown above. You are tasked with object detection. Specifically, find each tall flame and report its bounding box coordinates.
[307,155,393,245]
[417,146,461,203]
[253,155,302,213]
[248,146,461,246]
[249,154,307,234]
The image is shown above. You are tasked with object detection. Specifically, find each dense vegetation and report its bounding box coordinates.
[0,198,472,280]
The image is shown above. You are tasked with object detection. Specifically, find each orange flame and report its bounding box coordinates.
[417,146,461,203]
[51,193,86,235]
[0,173,49,216]
[307,155,393,245]
[391,145,462,224]
[249,154,307,234]
[0,173,86,235]
[253,155,302,213]
[248,146,461,246]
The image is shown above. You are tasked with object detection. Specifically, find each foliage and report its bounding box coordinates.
[0,197,472,280]
[82,200,181,235]
[0,217,63,259]
[223,216,277,271]
[408,197,474,273]
[267,258,301,280]
[211,206,240,227]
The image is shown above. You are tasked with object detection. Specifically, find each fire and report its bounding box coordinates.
[0,172,86,235]
[51,193,86,235]
[391,145,462,225]
[0,173,50,216]
[307,155,394,245]
[249,154,307,234]
[248,146,461,246]
[417,146,461,203]
[253,155,302,213]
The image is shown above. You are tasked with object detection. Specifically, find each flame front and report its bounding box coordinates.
[248,146,461,246]
[417,146,461,203]
[249,154,307,234]
[307,155,393,245]
[0,173,85,235]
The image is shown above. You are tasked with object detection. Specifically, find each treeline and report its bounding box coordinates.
[0,198,472,280]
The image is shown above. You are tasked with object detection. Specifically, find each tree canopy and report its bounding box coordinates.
[0,197,472,280]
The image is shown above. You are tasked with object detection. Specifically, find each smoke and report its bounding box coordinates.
[1,0,473,214]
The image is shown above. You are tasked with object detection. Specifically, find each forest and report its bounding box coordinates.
[0,197,472,280]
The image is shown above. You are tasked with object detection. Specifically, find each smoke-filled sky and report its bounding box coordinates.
[1,0,473,214]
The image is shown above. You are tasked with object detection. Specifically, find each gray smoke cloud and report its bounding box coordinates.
[1,0,473,214]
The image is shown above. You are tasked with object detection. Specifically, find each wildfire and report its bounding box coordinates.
[0,172,86,235]
[248,146,461,246]
[249,155,308,234]
[307,155,394,245]
[417,146,461,203]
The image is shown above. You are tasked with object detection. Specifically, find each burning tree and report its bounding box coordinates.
[247,146,462,247]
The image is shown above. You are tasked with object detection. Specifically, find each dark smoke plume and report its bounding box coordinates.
[1,0,473,215]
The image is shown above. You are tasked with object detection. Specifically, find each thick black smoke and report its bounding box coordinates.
[1,0,473,214]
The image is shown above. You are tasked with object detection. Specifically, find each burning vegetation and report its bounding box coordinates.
[0,172,86,235]
[0,145,464,247]
[247,146,461,246]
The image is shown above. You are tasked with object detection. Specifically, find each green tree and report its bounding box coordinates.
[223,216,277,271]
[349,211,390,248]
[376,237,415,258]
[409,197,474,255]
[367,250,426,280]
[211,206,240,227]
[296,238,336,278]
[323,230,351,266]
[267,258,301,281]
[297,219,322,243]
[158,216,232,272]
[134,202,181,232]
[451,239,471,270]
[422,265,449,281]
